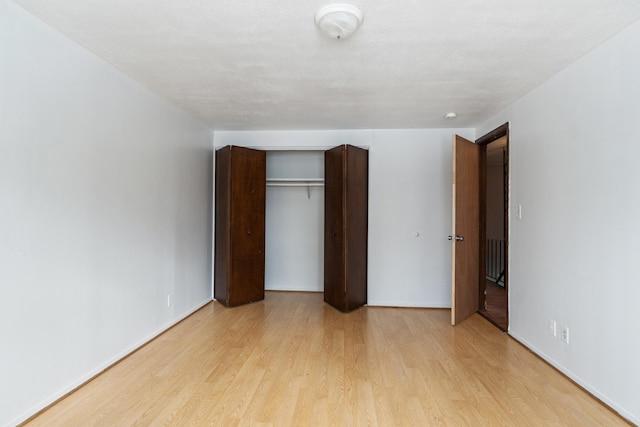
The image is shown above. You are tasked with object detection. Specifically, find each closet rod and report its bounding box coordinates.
[266,178,324,187]
[266,178,324,182]
[265,179,324,198]
[266,183,324,187]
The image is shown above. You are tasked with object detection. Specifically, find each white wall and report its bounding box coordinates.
[0,2,213,425]
[478,19,640,424]
[214,128,475,308]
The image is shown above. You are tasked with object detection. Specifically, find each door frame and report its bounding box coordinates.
[476,123,509,330]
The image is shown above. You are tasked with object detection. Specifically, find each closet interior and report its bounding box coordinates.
[266,150,325,293]
[213,144,368,312]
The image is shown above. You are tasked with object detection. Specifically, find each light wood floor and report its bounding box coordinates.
[24,291,628,426]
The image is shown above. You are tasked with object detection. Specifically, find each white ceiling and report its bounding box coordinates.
[13,0,640,130]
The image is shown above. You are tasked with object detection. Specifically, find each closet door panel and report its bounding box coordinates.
[214,145,265,307]
[345,145,368,311]
[229,147,266,306]
[324,145,346,311]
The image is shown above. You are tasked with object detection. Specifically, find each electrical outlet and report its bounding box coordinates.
[549,320,557,337]
[167,294,171,307]
[561,326,570,344]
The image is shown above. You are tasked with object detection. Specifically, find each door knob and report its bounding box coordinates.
[448,235,464,241]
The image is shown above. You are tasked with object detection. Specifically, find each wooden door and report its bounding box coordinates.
[230,146,266,306]
[324,145,368,312]
[451,135,481,325]
[324,145,346,311]
[214,145,266,307]
[345,145,368,311]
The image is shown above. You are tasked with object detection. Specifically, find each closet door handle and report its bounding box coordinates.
[247,230,252,235]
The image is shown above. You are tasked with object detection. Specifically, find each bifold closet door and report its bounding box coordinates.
[214,145,266,307]
[324,144,368,312]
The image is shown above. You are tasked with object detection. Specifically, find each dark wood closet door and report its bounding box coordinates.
[324,145,346,311]
[345,145,368,311]
[324,145,368,312]
[214,145,266,307]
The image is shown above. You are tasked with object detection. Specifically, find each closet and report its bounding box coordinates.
[213,146,266,307]
[214,144,367,312]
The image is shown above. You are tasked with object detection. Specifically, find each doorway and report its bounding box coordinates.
[477,124,509,330]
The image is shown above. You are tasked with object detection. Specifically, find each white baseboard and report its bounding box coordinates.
[265,285,323,292]
[366,300,450,308]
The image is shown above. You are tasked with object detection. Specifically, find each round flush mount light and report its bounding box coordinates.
[315,4,363,39]
[445,112,457,119]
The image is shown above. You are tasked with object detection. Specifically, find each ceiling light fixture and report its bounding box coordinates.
[445,112,457,119]
[315,4,363,40]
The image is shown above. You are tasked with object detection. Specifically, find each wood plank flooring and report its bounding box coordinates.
[24,291,628,426]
